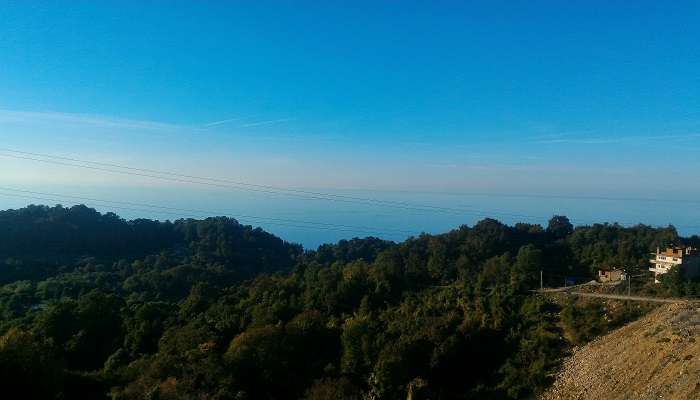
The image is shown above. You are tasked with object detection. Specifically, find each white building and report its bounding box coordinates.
[649,246,700,283]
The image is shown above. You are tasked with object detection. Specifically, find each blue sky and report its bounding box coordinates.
[1,1,700,246]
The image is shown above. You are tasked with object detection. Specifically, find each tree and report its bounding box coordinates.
[304,377,361,400]
[124,301,176,356]
[511,245,543,291]
[0,205,680,399]
[547,216,573,240]
[0,328,63,398]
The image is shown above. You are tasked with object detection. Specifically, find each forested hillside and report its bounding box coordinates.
[0,204,696,399]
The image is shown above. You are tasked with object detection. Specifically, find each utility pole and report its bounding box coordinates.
[540,270,543,290]
[628,272,631,296]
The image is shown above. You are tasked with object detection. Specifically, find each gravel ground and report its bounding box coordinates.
[540,303,700,400]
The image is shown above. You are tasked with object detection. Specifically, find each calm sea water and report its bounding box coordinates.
[1,185,699,249]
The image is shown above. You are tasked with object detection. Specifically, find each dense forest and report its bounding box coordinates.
[0,204,697,399]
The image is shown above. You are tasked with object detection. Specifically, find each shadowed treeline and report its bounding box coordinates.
[0,204,696,399]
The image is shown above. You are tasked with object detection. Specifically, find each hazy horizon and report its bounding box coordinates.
[1,184,697,248]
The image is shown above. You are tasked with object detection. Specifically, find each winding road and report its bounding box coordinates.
[537,283,700,304]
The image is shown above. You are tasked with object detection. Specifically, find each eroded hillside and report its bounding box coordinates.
[541,303,700,400]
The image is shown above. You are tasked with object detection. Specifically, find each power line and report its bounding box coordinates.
[0,186,696,248]
[1,187,695,239]
[9,148,696,207]
[0,189,419,238]
[0,148,547,220]
[1,148,698,231]
[0,148,475,213]
[0,187,415,234]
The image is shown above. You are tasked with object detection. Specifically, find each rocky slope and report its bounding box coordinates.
[541,303,700,400]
